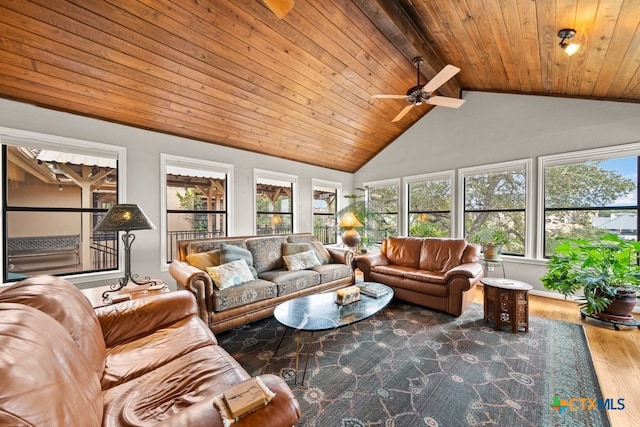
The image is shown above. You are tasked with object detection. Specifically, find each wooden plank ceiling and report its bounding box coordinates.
[1,1,639,173]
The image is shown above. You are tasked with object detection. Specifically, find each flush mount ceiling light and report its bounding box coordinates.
[558,28,580,56]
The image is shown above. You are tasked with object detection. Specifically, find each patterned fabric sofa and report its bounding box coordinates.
[169,233,354,333]
[354,237,483,316]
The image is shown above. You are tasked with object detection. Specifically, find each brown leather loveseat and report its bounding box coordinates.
[0,276,300,426]
[354,237,483,316]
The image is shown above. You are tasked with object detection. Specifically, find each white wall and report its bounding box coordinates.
[0,99,354,288]
[355,91,640,295]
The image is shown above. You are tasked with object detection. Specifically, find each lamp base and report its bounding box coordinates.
[341,229,361,248]
[101,275,159,299]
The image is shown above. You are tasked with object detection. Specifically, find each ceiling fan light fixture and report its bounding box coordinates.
[558,28,580,56]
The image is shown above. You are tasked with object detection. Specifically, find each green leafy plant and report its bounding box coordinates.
[470,228,508,246]
[541,234,640,314]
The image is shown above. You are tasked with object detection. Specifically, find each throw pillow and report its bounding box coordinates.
[186,250,221,271]
[206,259,255,290]
[281,242,313,256]
[220,243,258,278]
[282,249,321,271]
[310,241,332,264]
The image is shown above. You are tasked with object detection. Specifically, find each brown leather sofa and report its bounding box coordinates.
[0,276,300,427]
[354,237,483,316]
[169,233,354,333]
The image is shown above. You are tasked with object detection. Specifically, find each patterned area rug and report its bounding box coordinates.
[217,302,610,427]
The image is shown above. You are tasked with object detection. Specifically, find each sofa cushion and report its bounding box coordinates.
[371,264,415,277]
[403,270,447,285]
[282,242,313,255]
[461,243,481,264]
[382,237,423,268]
[311,263,352,283]
[419,238,467,273]
[186,239,247,256]
[246,236,288,273]
[186,249,221,271]
[0,303,103,427]
[102,345,250,426]
[212,279,277,312]
[258,269,321,296]
[286,235,332,264]
[207,260,256,290]
[101,315,218,390]
[0,275,106,378]
[220,243,258,278]
[282,249,321,271]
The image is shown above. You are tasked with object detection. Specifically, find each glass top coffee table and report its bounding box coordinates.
[273,282,393,384]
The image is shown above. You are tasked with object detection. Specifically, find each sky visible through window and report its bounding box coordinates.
[599,157,637,206]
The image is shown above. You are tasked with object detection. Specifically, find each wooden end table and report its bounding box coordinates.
[81,281,168,309]
[481,278,532,333]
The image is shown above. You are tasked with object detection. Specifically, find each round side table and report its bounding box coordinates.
[481,278,532,333]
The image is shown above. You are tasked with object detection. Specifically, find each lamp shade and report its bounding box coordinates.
[339,211,363,229]
[94,204,155,232]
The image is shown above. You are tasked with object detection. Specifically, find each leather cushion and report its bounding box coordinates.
[0,303,103,427]
[382,237,423,268]
[0,275,106,378]
[419,238,467,273]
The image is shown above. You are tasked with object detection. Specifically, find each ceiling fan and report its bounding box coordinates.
[262,0,294,19]
[371,57,465,122]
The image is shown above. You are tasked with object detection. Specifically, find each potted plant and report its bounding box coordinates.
[470,228,508,261]
[541,234,640,320]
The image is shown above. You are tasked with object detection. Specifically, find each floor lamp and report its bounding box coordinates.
[94,204,156,298]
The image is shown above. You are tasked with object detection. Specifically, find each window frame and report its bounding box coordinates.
[160,153,234,267]
[0,126,126,283]
[312,178,341,245]
[458,159,533,258]
[254,169,298,234]
[537,143,640,259]
[363,177,401,242]
[403,170,455,237]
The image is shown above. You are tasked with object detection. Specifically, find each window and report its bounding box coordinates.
[540,147,639,257]
[460,160,530,257]
[364,179,400,243]
[405,172,453,237]
[1,128,124,282]
[255,170,296,235]
[312,180,340,244]
[161,154,233,264]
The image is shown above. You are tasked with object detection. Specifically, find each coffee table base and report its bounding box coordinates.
[274,327,315,385]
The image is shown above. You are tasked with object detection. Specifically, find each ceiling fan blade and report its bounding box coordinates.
[262,0,294,19]
[392,104,415,122]
[371,94,408,99]
[427,96,465,108]
[423,64,461,93]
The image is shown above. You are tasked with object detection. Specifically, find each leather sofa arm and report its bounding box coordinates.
[353,252,389,274]
[444,262,483,280]
[169,260,215,327]
[95,290,202,347]
[326,247,354,266]
[154,374,300,427]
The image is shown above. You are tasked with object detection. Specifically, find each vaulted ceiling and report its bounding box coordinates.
[1,1,639,173]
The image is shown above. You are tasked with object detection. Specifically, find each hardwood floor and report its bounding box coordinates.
[474,289,640,427]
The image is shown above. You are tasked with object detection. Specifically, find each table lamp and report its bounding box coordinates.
[339,211,363,249]
[94,203,156,298]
